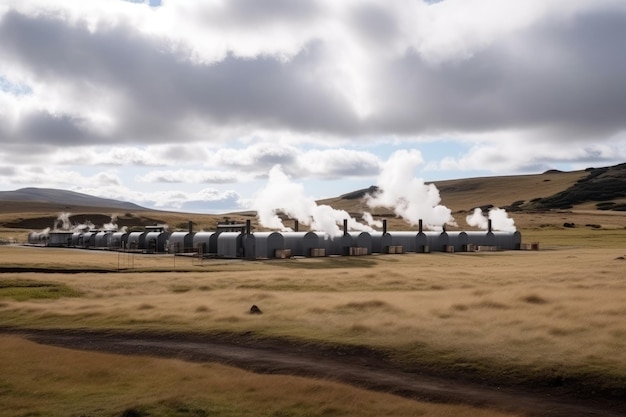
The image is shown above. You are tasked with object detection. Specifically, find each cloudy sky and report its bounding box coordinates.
[1,0,625,213]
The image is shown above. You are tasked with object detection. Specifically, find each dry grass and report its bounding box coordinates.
[0,335,519,417]
[1,235,625,392]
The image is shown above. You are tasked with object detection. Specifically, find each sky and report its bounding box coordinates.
[1,0,625,214]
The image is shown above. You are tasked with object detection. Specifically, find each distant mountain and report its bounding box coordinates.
[0,188,147,211]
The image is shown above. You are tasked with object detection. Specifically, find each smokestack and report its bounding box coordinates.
[343,219,348,236]
[294,220,299,232]
[188,221,193,234]
[382,219,387,234]
[246,219,251,235]
[418,219,423,233]
[488,219,492,233]
[442,224,446,233]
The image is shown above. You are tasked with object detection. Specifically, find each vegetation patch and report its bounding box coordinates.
[0,279,82,301]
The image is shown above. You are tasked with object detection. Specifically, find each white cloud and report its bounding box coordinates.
[1,0,626,205]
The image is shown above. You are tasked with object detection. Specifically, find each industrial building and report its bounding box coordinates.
[29,218,523,258]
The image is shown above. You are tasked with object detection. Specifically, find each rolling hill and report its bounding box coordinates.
[1,163,625,236]
[0,188,146,211]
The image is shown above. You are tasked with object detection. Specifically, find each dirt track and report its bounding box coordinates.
[4,328,625,417]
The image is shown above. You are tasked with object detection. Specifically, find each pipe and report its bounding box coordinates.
[294,220,299,232]
[246,219,251,235]
[382,219,387,234]
[188,220,193,234]
[488,219,492,233]
[419,219,423,233]
[343,219,348,235]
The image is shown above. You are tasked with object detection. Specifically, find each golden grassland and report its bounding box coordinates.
[1,226,626,383]
[0,336,518,417]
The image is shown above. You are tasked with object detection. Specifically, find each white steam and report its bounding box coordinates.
[365,150,456,231]
[466,207,517,232]
[362,212,383,228]
[54,212,72,231]
[253,165,376,237]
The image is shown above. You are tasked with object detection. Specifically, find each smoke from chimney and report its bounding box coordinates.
[466,207,516,232]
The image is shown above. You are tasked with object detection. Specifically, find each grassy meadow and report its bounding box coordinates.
[1,224,626,416]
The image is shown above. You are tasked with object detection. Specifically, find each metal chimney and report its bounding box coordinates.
[419,219,423,233]
[246,219,251,235]
[294,220,299,232]
[188,221,193,234]
[488,219,492,233]
[382,219,387,234]
[343,219,348,235]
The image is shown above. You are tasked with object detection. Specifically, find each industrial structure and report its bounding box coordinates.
[28,218,523,258]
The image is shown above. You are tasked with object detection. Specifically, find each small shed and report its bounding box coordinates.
[493,231,522,250]
[325,233,356,256]
[247,232,285,259]
[349,232,372,254]
[282,232,308,256]
[193,232,217,255]
[94,231,112,248]
[82,231,98,248]
[387,232,418,253]
[168,232,195,253]
[127,231,148,250]
[48,231,72,247]
[70,231,83,247]
[109,232,128,249]
[145,231,171,253]
[303,232,327,257]
[217,232,243,258]
[370,232,388,253]
[445,231,469,252]
[465,231,497,248]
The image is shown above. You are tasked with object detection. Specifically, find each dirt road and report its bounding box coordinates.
[3,328,625,417]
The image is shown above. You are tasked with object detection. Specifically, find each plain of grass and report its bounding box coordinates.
[0,228,625,414]
[0,336,519,417]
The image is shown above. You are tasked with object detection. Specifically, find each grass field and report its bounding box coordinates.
[1,225,625,416]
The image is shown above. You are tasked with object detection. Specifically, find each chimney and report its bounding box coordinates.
[419,219,423,233]
[246,219,251,235]
[294,220,299,232]
[343,219,348,235]
[488,219,492,233]
[382,219,387,234]
[442,224,446,233]
[188,221,193,234]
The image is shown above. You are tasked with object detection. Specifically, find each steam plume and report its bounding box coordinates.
[365,150,456,231]
[466,207,516,232]
[253,165,375,236]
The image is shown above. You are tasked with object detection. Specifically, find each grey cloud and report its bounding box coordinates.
[2,5,626,150]
[0,10,358,145]
[371,9,626,140]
